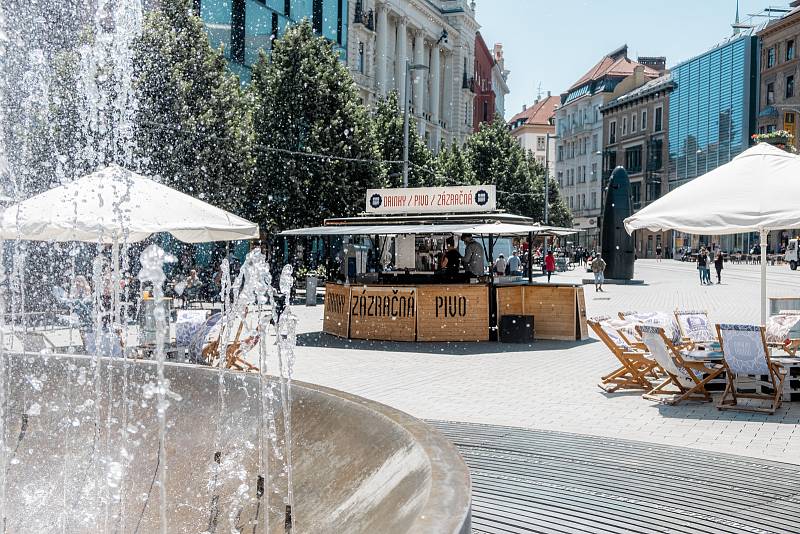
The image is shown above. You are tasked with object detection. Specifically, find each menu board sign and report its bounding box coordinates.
[349,286,417,341]
[365,185,496,214]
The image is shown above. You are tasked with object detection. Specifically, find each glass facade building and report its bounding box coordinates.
[199,0,348,81]
[668,29,761,253]
[668,32,758,188]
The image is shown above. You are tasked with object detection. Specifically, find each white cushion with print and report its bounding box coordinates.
[639,325,694,386]
[718,324,770,376]
[766,314,800,344]
[676,311,715,343]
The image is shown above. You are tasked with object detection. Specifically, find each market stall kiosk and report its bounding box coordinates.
[280,185,586,343]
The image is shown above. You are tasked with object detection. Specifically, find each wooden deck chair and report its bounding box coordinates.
[637,325,724,405]
[589,316,658,393]
[765,311,800,356]
[619,310,684,347]
[715,324,787,414]
[674,310,717,347]
[202,308,259,372]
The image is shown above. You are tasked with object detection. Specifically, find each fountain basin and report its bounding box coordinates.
[3,353,471,533]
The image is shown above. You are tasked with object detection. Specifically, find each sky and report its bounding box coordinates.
[478,0,781,119]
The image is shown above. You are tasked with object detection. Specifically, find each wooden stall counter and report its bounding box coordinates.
[323,282,490,342]
[496,283,588,341]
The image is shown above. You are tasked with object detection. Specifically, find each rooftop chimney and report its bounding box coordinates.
[547,90,551,97]
[522,104,527,111]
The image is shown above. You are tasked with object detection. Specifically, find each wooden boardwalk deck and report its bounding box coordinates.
[429,420,800,534]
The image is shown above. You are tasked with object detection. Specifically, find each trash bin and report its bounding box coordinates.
[306,276,318,306]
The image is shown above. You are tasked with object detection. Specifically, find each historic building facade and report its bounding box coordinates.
[757,2,800,144]
[492,43,510,120]
[600,69,673,258]
[473,32,496,131]
[347,0,479,149]
[554,45,661,248]
[508,94,559,174]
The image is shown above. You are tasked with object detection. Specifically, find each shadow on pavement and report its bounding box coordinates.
[296,331,599,355]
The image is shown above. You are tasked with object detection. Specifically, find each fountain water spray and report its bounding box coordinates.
[277,265,298,532]
[138,244,175,534]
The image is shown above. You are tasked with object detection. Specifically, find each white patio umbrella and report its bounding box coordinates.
[0,164,259,243]
[624,142,800,324]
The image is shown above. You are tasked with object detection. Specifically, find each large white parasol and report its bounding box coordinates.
[624,142,800,323]
[0,164,259,243]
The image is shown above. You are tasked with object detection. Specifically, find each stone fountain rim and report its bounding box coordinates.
[9,352,472,534]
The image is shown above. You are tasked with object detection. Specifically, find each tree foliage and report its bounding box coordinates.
[133,0,253,214]
[434,140,475,186]
[249,21,380,233]
[369,91,434,187]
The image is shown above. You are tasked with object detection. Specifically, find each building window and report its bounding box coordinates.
[483,101,489,122]
[625,145,643,173]
[337,0,344,45]
[591,162,597,181]
[284,0,291,16]
[609,121,617,144]
[592,134,598,153]
[271,12,279,43]
[557,171,563,187]
[654,106,663,132]
[641,109,647,130]
[631,113,637,133]
[768,47,776,68]
[622,116,628,136]
[231,0,245,63]
[557,145,564,162]
[312,0,323,33]
[787,75,795,98]
[767,82,775,105]
[785,112,796,139]
[788,39,795,61]
[631,181,641,210]
[357,42,364,73]
[591,191,597,208]
[649,138,663,170]
[537,136,546,151]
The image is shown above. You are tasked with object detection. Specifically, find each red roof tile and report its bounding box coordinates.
[509,95,560,127]
[567,50,661,93]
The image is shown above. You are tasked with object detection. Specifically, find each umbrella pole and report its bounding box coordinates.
[761,228,768,325]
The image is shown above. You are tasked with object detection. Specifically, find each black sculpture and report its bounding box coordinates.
[601,166,635,280]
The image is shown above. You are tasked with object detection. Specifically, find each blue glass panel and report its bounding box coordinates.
[202,0,232,52]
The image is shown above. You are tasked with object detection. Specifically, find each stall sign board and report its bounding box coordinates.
[416,285,490,341]
[323,283,351,338]
[366,185,496,214]
[349,286,417,342]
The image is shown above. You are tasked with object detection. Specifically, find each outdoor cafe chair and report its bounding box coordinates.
[674,310,717,347]
[715,324,787,414]
[589,316,658,393]
[637,325,724,405]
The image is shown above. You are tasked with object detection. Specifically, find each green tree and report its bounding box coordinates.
[370,91,434,187]
[249,21,380,233]
[464,119,540,218]
[524,153,572,228]
[133,0,253,214]
[434,140,475,186]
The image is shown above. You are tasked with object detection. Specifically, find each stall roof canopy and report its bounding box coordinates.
[279,222,579,237]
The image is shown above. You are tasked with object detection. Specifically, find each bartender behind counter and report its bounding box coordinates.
[439,236,463,275]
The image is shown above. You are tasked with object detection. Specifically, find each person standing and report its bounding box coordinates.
[591,253,606,292]
[696,248,707,284]
[462,234,485,277]
[544,250,556,283]
[507,250,522,276]
[656,244,663,262]
[714,250,724,284]
[493,254,507,275]
[440,236,462,275]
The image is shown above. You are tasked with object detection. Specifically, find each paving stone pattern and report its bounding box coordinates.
[263,260,800,465]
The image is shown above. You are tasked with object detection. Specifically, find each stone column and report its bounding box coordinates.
[395,17,407,108]
[430,45,441,151]
[442,50,452,146]
[413,30,426,137]
[375,2,388,95]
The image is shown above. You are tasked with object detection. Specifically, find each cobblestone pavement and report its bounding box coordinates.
[264,260,800,465]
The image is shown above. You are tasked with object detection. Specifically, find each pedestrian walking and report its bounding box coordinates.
[714,250,724,284]
[507,250,522,276]
[591,253,606,292]
[656,244,663,262]
[544,250,556,283]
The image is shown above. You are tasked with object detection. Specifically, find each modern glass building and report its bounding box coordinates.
[198,0,348,81]
[668,28,761,253]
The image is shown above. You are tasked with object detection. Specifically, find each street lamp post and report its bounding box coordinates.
[403,61,430,188]
[543,133,558,255]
